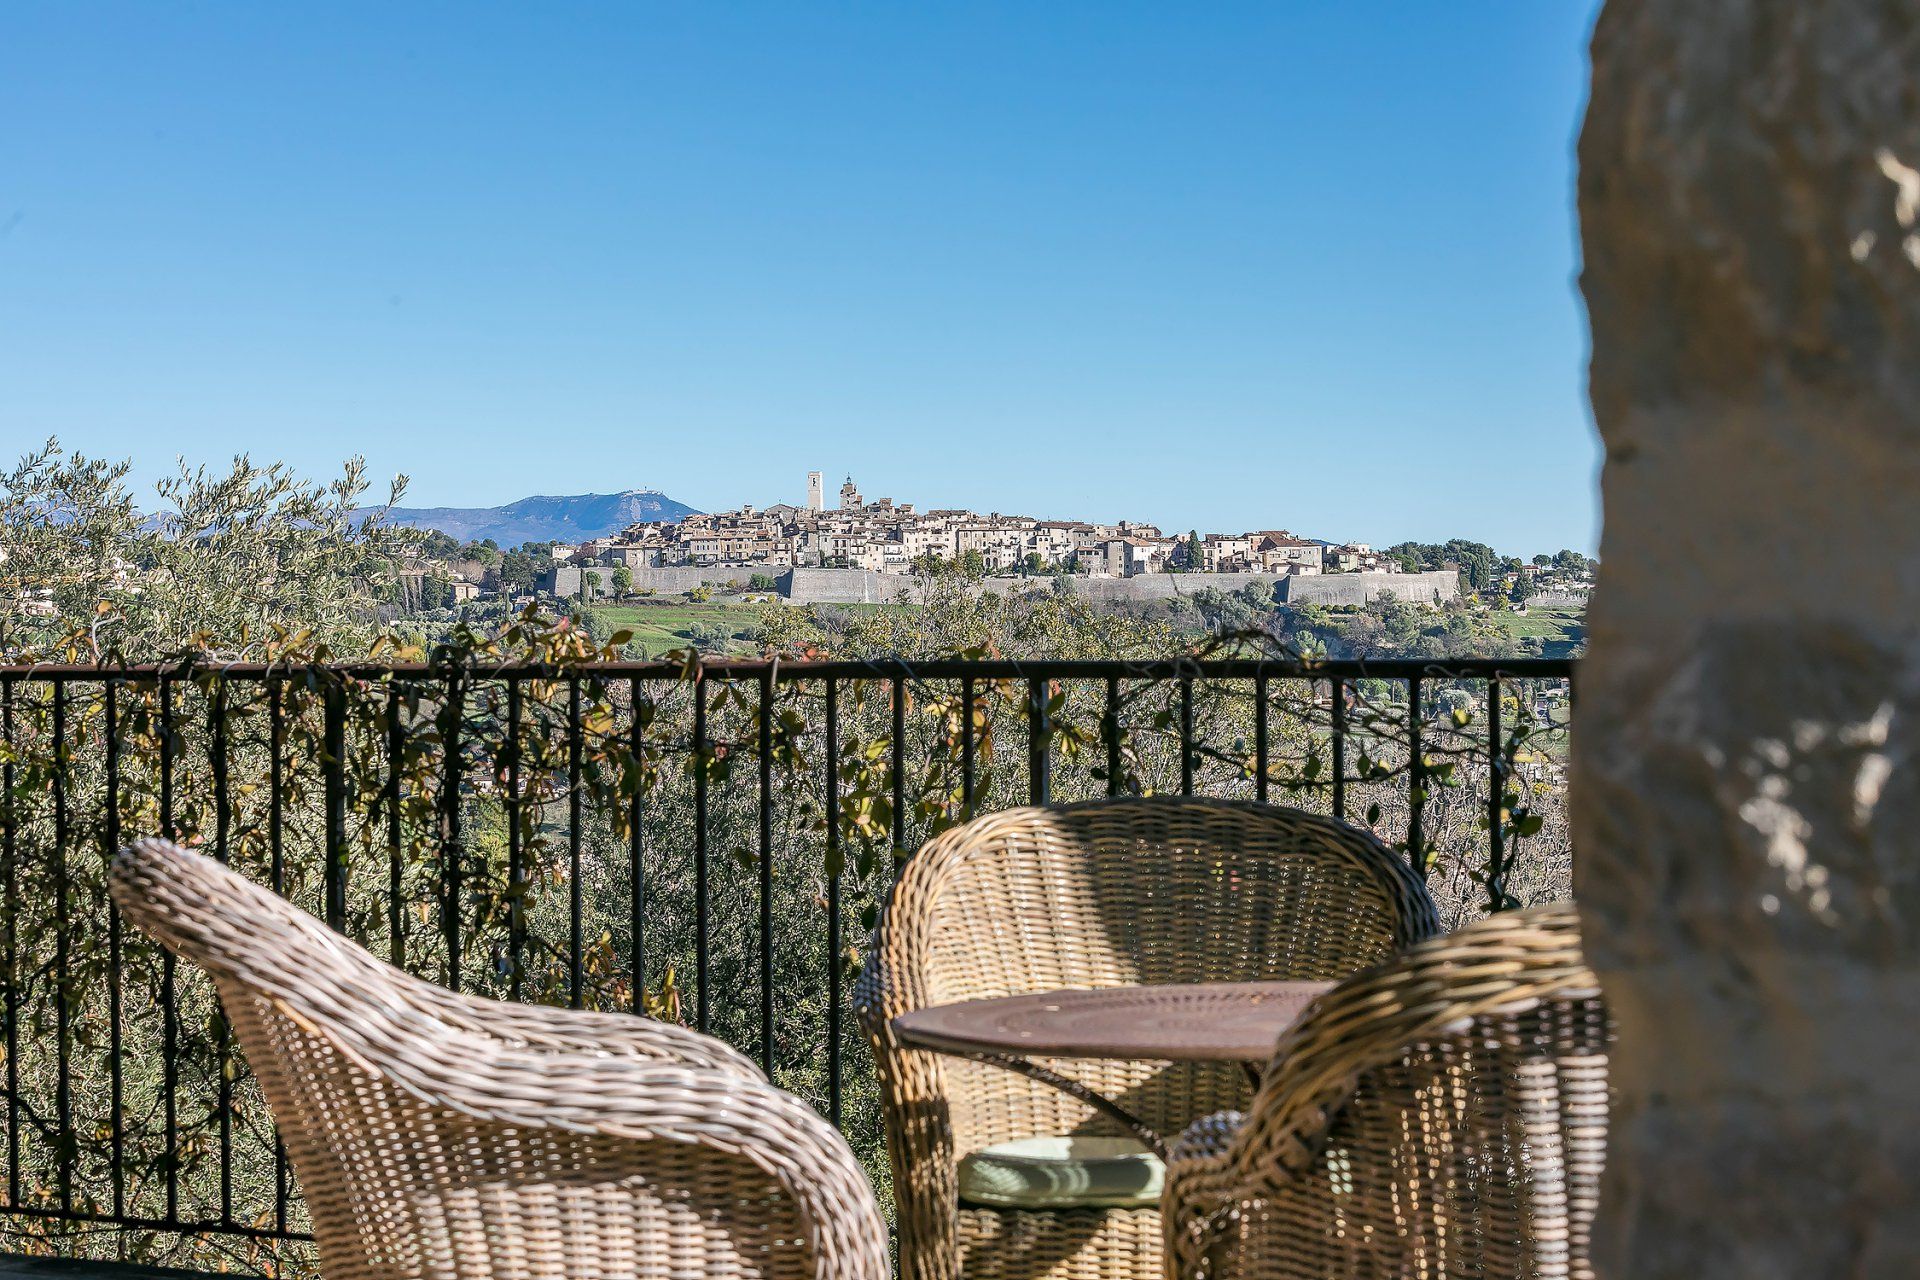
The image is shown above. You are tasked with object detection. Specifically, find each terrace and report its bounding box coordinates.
[0,654,1574,1275]
[5,3,1916,1275]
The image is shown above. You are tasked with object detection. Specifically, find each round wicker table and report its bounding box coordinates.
[891,981,1333,1157]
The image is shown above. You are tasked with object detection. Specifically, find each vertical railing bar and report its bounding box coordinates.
[1179,674,1195,796]
[1407,675,1426,876]
[1104,675,1122,798]
[268,680,286,898]
[959,675,976,818]
[208,680,233,1225]
[1254,671,1270,803]
[890,677,906,851]
[1486,674,1507,913]
[505,678,524,1001]
[159,675,179,1220]
[104,679,125,1219]
[267,678,289,1234]
[824,677,842,1127]
[1330,677,1348,821]
[1,678,15,1210]
[208,686,228,855]
[385,682,404,968]
[323,679,347,932]
[442,673,464,991]
[51,681,71,1212]
[1027,676,1050,806]
[757,669,775,1078]
[627,677,645,1014]
[693,671,710,1034]
[567,673,584,1009]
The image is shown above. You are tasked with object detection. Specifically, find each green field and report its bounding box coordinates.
[591,600,770,654]
[588,595,1586,660]
[1490,606,1585,657]
[589,598,901,655]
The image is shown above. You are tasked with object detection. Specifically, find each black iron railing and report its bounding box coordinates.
[0,654,1572,1268]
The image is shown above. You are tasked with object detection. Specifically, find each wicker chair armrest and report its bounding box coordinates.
[851,866,942,1027]
[371,1041,889,1280]
[403,981,766,1080]
[850,879,961,1279]
[849,921,907,1025]
[848,863,945,1093]
[1163,1109,1244,1219]
[846,805,1032,1022]
[111,837,762,1079]
[1168,1109,1244,1167]
[1229,908,1600,1191]
[1161,1109,1249,1275]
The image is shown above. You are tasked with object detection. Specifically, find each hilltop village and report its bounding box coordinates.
[386,473,1593,616]
[584,473,1348,580]
[501,475,1589,611]
[541,473,1441,606]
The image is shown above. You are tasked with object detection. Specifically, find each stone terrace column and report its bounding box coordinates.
[1575,2,1920,1274]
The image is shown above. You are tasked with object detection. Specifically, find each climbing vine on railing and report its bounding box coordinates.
[0,609,1570,1274]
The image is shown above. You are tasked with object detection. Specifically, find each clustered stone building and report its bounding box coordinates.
[579,474,1386,580]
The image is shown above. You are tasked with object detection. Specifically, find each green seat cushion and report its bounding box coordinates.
[957,1136,1165,1210]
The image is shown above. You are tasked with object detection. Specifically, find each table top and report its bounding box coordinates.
[891,980,1335,1063]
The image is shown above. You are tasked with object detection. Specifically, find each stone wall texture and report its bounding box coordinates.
[546,565,618,598]
[775,569,1459,608]
[1276,570,1457,607]
[626,566,757,595]
[1061,572,1287,603]
[778,567,915,605]
[1576,2,1920,1274]
[550,565,1463,609]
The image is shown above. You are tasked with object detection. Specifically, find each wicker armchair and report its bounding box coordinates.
[1161,903,1610,1280]
[110,838,889,1280]
[855,798,1441,1280]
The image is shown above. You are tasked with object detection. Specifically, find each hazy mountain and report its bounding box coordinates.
[373,490,700,546]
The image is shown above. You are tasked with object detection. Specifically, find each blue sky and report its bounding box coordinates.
[2,3,1600,554]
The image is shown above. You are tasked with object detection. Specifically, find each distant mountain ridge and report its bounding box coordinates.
[373,490,700,546]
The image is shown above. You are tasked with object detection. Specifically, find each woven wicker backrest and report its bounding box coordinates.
[112,838,888,1280]
[908,799,1438,1007]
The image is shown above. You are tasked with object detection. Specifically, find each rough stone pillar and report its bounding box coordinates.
[1574,3,1920,1275]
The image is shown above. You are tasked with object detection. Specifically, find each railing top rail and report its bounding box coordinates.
[0,656,1576,681]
